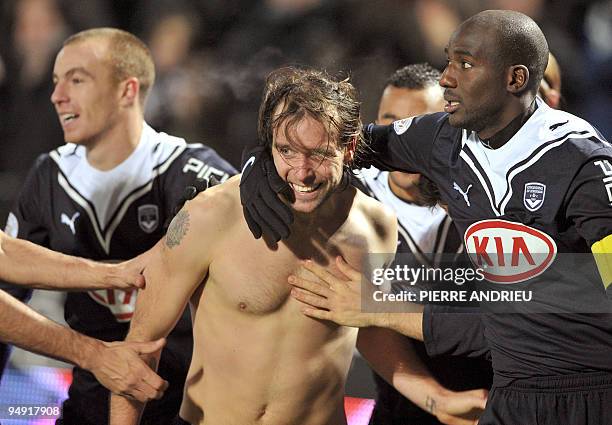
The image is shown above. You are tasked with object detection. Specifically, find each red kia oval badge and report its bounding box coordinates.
[464,219,557,284]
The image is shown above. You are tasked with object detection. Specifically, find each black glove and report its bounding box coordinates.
[239,145,293,242]
[351,123,377,170]
[165,176,221,228]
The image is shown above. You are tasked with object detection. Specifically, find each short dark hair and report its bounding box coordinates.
[386,63,441,90]
[467,10,549,94]
[258,67,364,165]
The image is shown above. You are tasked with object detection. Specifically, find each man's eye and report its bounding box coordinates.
[278,146,293,156]
[72,78,83,84]
[461,61,473,69]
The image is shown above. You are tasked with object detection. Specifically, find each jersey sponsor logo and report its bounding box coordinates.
[593,160,612,206]
[138,204,159,233]
[523,182,546,211]
[183,157,229,182]
[453,182,472,206]
[464,219,557,284]
[60,211,80,235]
[89,289,137,322]
[393,118,413,135]
[4,212,18,237]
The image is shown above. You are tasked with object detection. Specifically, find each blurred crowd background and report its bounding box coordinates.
[0,0,611,225]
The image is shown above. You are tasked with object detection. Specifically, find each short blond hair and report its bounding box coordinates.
[63,28,155,107]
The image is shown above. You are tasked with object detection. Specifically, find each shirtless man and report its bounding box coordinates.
[110,67,398,425]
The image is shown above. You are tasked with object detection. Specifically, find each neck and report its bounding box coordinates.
[387,174,419,203]
[478,96,536,148]
[292,184,355,231]
[86,114,143,171]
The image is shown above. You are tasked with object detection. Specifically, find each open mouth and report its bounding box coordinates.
[290,182,322,194]
[60,113,79,125]
[444,101,460,113]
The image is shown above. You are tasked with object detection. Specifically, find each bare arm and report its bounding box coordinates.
[0,290,167,401]
[110,197,220,424]
[358,327,487,425]
[0,230,145,290]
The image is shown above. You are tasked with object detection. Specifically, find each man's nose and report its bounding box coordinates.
[51,81,67,105]
[292,160,317,184]
[439,66,456,88]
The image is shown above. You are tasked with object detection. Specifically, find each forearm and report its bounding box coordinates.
[357,327,447,414]
[369,308,425,341]
[0,232,116,289]
[110,389,147,425]
[109,328,161,424]
[109,389,146,425]
[0,290,101,366]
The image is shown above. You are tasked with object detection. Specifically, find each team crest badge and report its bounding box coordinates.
[138,204,159,233]
[523,182,546,212]
[393,117,413,135]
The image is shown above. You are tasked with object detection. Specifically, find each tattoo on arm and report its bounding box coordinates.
[166,210,190,248]
[425,395,436,415]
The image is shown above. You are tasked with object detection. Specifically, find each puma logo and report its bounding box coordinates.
[61,212,80,235]
[453,182,473,207]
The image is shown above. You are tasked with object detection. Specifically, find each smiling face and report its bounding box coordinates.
[271,112,349,214]
[440,22,508,137]
[51,38,123,146]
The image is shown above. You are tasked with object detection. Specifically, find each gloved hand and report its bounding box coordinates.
[165,176,221,228]
[172,176,220,216]
[239,145,293,242]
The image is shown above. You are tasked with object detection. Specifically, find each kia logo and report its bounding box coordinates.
[464,219,557,284]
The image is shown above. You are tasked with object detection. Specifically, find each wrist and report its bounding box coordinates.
[431,386,453,417]
[75,333,104,371]
[101,262,121,288]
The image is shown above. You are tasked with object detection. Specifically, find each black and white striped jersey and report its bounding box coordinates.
[1,123,236,422]
[367,98,612,383]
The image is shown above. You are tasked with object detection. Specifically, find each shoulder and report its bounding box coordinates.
[370,112,453,141]
[46,144,84,173]
[20,151,61,189]
[179,143,237,177]
[536,106,610,160]
[351,189,398,251]
[181,175,242,232]
[163,140,237,181]
[164,175,242,262]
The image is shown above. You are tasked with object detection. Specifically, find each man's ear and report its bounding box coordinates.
[119,77,140,107]
[344,136,357,164]
[507,65,529,94]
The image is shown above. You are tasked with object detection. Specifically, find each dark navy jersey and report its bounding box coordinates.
[1,124,236,422]
[367,98,612,384]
